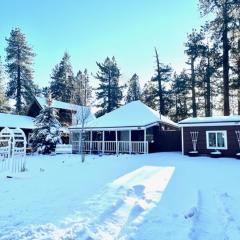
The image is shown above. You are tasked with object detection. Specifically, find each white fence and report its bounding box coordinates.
[1,155,26,173]
[72,140,148,154]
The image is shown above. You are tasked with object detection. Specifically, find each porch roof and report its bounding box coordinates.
[70,100,177,130]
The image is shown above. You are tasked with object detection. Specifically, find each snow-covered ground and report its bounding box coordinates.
[0,152,240,240]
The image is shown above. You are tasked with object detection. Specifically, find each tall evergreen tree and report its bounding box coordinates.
[5,28,36,114]
[197,32,222,117]
[185,29,205,117]
[151,48,172,116]
[31,95,62,154]
[171,71,191,122]
[95,57,123,116]
[199,0,240,115]
[230,15,240,114]
[50,52,74,103]
[73,69,92,106]
[125,73,141,103]
[141,81,158,111]
[0,56,7,112]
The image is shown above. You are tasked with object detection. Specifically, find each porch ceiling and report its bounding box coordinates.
[69,122,159,132]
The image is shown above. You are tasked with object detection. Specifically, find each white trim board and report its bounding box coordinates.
[179,122,240,127]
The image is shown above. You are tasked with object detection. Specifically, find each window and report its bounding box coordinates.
[206,131,227,150]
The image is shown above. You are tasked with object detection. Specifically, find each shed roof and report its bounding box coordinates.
[70,100,177,130]
[0,113,35,129]
[178,115,240,126]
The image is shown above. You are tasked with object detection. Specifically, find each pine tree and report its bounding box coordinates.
[171,71,191,122]
[199,0,240,115]
[50,52,74,103]
[151,48,173,116]
[0,56,7,112]
[185,29,205,117]
[125,73,141,103]
[95,56,123,116]
[5,28,36,114]
[230,15,240,114]
[31,95,62,154]
[141,81,158,111]
[73,69,92,106]
[197,37,221,116]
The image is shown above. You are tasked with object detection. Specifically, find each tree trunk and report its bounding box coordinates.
[16,47,21,114]
[205,57,211,117]
[222,5,230,116]
[158,78,164,116]
[155,48,164,116]
[237,38,240,115]
[191,58,197,117]
[107,69,111,113]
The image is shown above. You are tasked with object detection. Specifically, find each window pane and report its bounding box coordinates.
[217,132,225,147]
[208,133,216,147]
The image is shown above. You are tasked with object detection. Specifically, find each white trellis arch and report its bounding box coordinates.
[190,131,199,152]
[0,127,27,172]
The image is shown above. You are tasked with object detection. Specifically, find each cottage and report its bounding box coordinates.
[28,96,94,126]
[69,101,179,154]
[179,116,240,157]
[27,96,95,143]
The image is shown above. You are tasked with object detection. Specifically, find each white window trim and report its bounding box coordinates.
[206,130,228,150]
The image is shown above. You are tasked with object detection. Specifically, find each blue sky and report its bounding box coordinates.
[0,0,205,88]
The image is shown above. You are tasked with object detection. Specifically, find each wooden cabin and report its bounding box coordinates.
[27,96,95,143]
[69,101,180,154]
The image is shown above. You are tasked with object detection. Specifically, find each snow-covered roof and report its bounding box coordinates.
[179,115,240,127]
[70,101,177,130]
[36,96,96,123]
[0,113,35,129]
[36,96,84,112]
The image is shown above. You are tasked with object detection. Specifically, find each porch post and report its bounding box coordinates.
[144,128,147,154]
[181,127,184,155]
[115,130,118,154]
[79,131,81,154]
[102,131,105,154]
[90,131,92,154]
[129,130,132,154]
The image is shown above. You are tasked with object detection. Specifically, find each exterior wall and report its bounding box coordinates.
[183,125,240,157]
[57,109,73,127]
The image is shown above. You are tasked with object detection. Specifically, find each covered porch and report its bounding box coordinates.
[70,126,155,154]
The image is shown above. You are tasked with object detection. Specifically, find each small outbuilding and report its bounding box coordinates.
[0,113,35,142]
[69,101,179,154]
[179,116,240,157]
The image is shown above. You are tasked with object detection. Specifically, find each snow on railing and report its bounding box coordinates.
[72,140,148,154]
[84,141,148,153]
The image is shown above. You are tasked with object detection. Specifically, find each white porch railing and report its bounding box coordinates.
[72,141,148,154]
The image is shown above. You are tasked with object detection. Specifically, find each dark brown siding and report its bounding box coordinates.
[27,101,41,117]
[183,125,240,157]
[149,125,181,152]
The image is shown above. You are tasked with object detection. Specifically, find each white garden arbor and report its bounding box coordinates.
[0,127,27,172]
